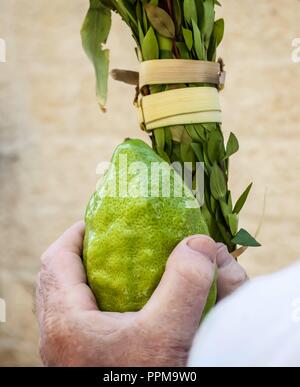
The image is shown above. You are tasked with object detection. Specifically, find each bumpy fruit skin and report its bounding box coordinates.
[83,139,209,312]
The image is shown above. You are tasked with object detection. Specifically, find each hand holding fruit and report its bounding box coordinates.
[36,222,247,367]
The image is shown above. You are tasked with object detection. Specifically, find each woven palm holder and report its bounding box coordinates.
[111,59,226,132]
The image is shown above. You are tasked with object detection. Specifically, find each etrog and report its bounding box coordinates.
[83,139,209,312]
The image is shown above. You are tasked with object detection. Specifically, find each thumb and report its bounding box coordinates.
[140,235,217,338]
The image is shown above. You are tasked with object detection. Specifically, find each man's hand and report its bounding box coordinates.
[36,222,247,367]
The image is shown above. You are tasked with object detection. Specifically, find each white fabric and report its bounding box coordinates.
[188,262,300,367]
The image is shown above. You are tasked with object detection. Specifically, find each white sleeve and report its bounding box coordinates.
[188,262,300,367]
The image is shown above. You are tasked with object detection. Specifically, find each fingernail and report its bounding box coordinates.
[187,236,216,263]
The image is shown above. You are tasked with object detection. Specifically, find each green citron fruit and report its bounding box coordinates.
[83,139,215,313]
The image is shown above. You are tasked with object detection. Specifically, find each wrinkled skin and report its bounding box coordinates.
[36,222,247,367]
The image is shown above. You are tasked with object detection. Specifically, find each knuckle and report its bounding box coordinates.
[220,261,248,290]
[229,266,248,287]
[169,253,213,289]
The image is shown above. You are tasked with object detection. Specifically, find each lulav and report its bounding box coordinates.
[81,0,260,253]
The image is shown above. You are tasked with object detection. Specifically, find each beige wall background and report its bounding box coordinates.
[0,0,299,366]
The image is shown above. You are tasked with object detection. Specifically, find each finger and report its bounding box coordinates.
[41,221,86,287]
[216,243,248,301]
[141,235,217,337]
[37,221,86,315]
[37,222,98,313]
[41,221,85,263]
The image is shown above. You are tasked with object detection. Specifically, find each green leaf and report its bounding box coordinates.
[233,183,253,214]
[225,132,239,159]
[156,148,170,163]
[173,0,182,35]
[113,0,138,36]
[191,143,204,162]
[138,21,144,46]
[171,142,181,161]
[175,42,190,59]
[207,35,217,61]
[227,190,233,212]
[149,0,159,5]
[180,143,195,163]
[192,20,205,60]
[95,0,113,8]
[186,125,200,142]
[142,27,159,61]
[182,27,193,51]
[154,128,165,150]
[183,0,198,26]
[145,4,175,39]
[213,18,225,47]
[142,5,148,32]
[157,34,173,51]
[207,129,225,163]
[164,127,173,155]
[195,0,204,26]
[203,145,211,168]
[81,0,112,111]
[217,217,235,250]
[220,199,230,223]
[232,229,261,247]
[160,49,173,59]
[136,1,142,25]
[210,163,227,200]
[228,213,238,235]
[210,196,217,212]
[201,0,215,50]
[194,124,206,142]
